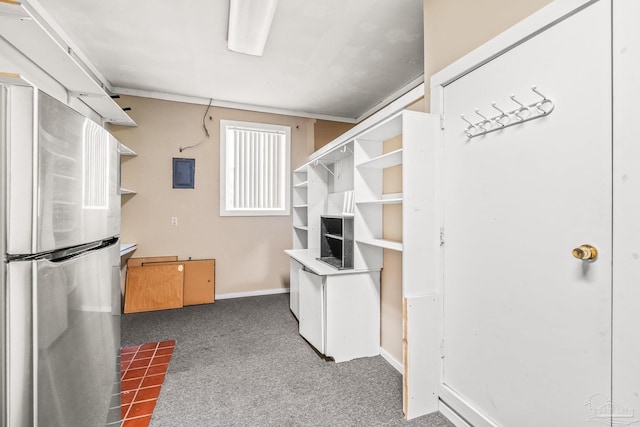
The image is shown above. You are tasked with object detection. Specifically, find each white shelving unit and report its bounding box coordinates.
[292,165,309,249]
[119,143,137,196]
[286,84,439,419]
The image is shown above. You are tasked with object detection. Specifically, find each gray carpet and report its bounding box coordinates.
[121,293,454,427]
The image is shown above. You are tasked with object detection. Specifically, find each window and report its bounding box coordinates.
[220,120,290,216]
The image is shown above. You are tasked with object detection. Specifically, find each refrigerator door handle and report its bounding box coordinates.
[46,237,119,264]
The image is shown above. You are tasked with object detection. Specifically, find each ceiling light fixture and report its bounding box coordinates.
[227,0,278,57]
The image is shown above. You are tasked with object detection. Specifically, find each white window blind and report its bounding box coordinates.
[220,120,290,216]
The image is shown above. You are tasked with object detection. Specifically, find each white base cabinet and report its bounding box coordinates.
[298,268,380,363]
[287,249,380,363]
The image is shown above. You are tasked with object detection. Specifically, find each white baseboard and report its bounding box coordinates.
[439,384,498,427]
[379,347,403,374]
[439,400,472,427]
[215,287,290,300]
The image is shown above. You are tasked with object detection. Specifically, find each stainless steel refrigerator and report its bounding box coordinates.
[1,83,121,426]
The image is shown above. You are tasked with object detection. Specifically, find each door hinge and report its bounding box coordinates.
[440,227,445,246]
[440,339,445,359]
[440,113,445,130]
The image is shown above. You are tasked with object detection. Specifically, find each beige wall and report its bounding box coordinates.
[423,0,553,108]
[110,95,314,297]
[314,119,356,151]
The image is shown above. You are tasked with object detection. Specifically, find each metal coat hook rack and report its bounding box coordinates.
[461,86,555,138]
[313,160,336,177]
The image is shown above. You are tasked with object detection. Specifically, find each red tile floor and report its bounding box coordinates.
[120,340,175,427]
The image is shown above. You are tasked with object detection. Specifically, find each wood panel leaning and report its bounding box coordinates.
[124,256,215,313]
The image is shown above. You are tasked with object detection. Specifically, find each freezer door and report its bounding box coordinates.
[5,87,120,255]
[6,242,121,427]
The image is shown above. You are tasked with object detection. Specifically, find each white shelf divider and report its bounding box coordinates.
[356,238,403,252]
[356,193,403,205]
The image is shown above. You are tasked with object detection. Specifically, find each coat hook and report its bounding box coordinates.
[531,86,555,115]
[510,95,530,121]
[491,102,509,127]
[510,94,525,109]
[461,114,476,137]
[473,109,491,132]
[475,109,493,132]
[475,108,489,121]
[531,86,547,101]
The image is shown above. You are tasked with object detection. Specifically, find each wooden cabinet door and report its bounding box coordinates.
[182,260,215,306]
[124,264,184,313]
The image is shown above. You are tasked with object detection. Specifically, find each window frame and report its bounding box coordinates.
[219,119,291,217]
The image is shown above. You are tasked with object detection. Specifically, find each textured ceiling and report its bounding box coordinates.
[35,0,424,121]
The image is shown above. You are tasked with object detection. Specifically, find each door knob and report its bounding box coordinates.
[572,244,598,260]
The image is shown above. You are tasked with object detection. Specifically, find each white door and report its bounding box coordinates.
[441,2,612,426]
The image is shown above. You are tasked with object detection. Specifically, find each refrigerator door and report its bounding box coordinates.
[5,87,120,255]
[6,241,121,427]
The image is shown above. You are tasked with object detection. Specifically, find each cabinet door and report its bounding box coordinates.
[325,272,380,363]
[289,259,303,319]
[298,270,325,354]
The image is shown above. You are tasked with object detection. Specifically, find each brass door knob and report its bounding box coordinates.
[572,244,598,260]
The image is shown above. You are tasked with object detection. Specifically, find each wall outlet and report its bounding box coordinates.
[171,217,178,226]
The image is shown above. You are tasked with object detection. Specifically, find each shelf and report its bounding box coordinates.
[120,243,137,257]
[294,180,308,188]
[356,112,403,142]
[311,140,354,165]
[356,193,403,205]
[119,144,137,156]
[285,249,378,276]
[356,238,403,252]
[325,233,343,241]
[120,188,136,195]
[293,204,308,209]
[357,149,402,169]
[0,2,136,126]
[294,225,309,231]
[294,165,308,174]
